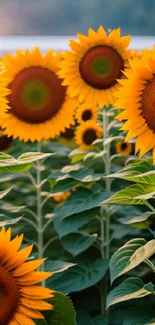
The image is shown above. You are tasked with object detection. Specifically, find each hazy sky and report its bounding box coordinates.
[0,0,155,35]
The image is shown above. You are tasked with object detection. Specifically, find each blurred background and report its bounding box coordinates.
[1,0,155,36]
[0,0,155,55]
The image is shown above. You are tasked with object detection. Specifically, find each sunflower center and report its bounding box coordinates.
[8,66,66,124]
[0,266,19,324]
[79,45,124,89]
[82,109,93,121]
[121,142,128,151]
[21,80,50,111]
[0,134,13,152]
[83,128,97,145]
[92,57,112,77]
[141,76,155,132]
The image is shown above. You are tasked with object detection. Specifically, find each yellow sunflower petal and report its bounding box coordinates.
[20,286,54,299]
[20,298,53,310]
[14,312,36,325]
[18,305,44,319]
[13,258,46,277]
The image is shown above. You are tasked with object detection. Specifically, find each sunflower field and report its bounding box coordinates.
[1,26,155,325]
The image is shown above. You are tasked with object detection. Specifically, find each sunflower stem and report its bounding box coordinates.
[36,142,44,277]
[100,108,112,315]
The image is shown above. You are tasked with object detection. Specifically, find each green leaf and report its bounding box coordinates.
[18,152,53,163]
[107,277,155,308]
[146,320,155,325]
[0,215,22,227]
[53,209,97,238]
[69,149,86,163]
[109,159,154,185]
[120,211,154,225]
[43,292,76,325]
[0,186,14,199]
[45,260,76,273]
[110,238,155,283]
[48,259,109,293]
[62,232,97,256]
[123,308,155,325]
[50,178,79,194]
[103,184,155,205]
[55,188,107,219]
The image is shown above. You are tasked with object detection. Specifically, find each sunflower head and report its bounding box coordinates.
[115,48,155,163]
[58,26,131,107]
[116,141,132,156]
[76,103,98,123]
[0,48,76,142]
[0,227,54,325]
[75,120,102,150]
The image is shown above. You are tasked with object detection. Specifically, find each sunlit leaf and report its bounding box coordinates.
[107,277,155,308]
[110,238,155,283]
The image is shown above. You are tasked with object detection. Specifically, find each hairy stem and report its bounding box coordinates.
[36,142,44,273]
[100,108,112,314]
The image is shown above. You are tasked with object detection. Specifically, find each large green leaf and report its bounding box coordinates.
[43,292,76,325]
[18,152,53,163]
[123,308,155,325]
[120,211,154,225]
[107,277,155,308]
[110,238,155,283]
[109,159,154,185]
[55,188,107,219]
[61,232,97,256]
[103,184,155,205]
[45,260,76,273]
[53,209,97,238]
[48,259,109,293]
[50,178,80,194]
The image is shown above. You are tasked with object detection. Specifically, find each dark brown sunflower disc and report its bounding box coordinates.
[83,128,97,145]
[8,66,66,124]
[141,76,155,132]
[0,266,19,324]
[79,45,124,89]
[82,109,93,121]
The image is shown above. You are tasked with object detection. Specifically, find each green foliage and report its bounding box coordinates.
[37,292,76,325]
[107,277,155,308]
[123,308,155,325]
[110,238,155,283]
[48,259,109,293]
[61,232,97,256]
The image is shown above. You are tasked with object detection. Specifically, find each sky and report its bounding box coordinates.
[0,0,155,36]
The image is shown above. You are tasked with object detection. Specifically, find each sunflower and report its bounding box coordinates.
[53,191,71,203]
[0,63,10,118]
[0,48,76,142]
[0,129,13,151]
[0,226,53,325]
[115,49,155,163]
[75,120,102,150]
[58,26,131,107]
[116,141,132,155]
[131,49,141,59]
[76,103,98,123]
